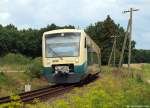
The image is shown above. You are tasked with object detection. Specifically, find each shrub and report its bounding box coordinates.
[0,95,23,108]
[0,53,31,65]
[0,53,43,79]
[0,72,16,86]
[28,57,43,78]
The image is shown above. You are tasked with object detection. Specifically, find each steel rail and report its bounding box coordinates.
[0,84,74,104]
[0,73,99,105]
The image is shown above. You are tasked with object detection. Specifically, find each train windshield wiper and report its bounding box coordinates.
[48,46,63,60]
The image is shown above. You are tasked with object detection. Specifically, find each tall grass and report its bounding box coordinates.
[27,57,43,78]
[0,53,43,78]
[0,53,47,97]
[0,53,31,72]
[2,66,148,108]
[0,53,31,65]
[0,72,16,86]
[0,54,150,107]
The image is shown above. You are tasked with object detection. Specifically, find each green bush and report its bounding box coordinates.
[28,57,43,78]
[0,53,31,65]
[0,53,43,79]
[0,72,16,86]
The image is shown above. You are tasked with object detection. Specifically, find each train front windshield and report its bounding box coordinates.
[45,32,80,58]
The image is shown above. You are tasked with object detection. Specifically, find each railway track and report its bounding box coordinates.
[0,84,75,105]
[0,73,99,105]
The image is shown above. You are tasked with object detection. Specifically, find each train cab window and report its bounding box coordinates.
[45,32,80,57]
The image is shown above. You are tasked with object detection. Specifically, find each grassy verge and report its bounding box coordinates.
[25,64,150,108]
[0,72,48,97]
[0,53,31,71]
[0,53,48,97]
[0,54,150,107]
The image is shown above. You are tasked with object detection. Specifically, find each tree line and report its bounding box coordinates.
[0,15,149,64]
[0,24,74,57]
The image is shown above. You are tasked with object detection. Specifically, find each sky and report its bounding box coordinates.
[0,0,150,49]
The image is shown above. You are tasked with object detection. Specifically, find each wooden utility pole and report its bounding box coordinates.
[120,8,139,74]
[113,35,116,67]
[108,37,115,66]
[128,8,133,74]
[119,19,130,68]
[108,35,118,67]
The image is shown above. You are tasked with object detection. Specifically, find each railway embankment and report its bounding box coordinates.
[0,53,48,97]
[0,53,150,107]
[1,64,150,108]
[38,65,150,108]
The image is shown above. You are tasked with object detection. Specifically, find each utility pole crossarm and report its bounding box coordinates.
[123,9,139,13]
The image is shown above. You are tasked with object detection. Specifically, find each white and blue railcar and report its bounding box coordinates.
[42,29,101,84]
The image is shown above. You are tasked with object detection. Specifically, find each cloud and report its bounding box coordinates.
[0,0,149,49]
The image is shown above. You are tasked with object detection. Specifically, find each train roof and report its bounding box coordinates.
[43,29,83,35]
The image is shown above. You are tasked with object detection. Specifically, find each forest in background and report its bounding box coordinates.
[0,15,150,65]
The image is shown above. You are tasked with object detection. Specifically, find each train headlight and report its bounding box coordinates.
[47,61,51,65]
[75,58,79,63]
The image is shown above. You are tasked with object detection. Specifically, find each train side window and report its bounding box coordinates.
[84,37,87,48]
[93,52,98,64]
[87,46,92,65]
